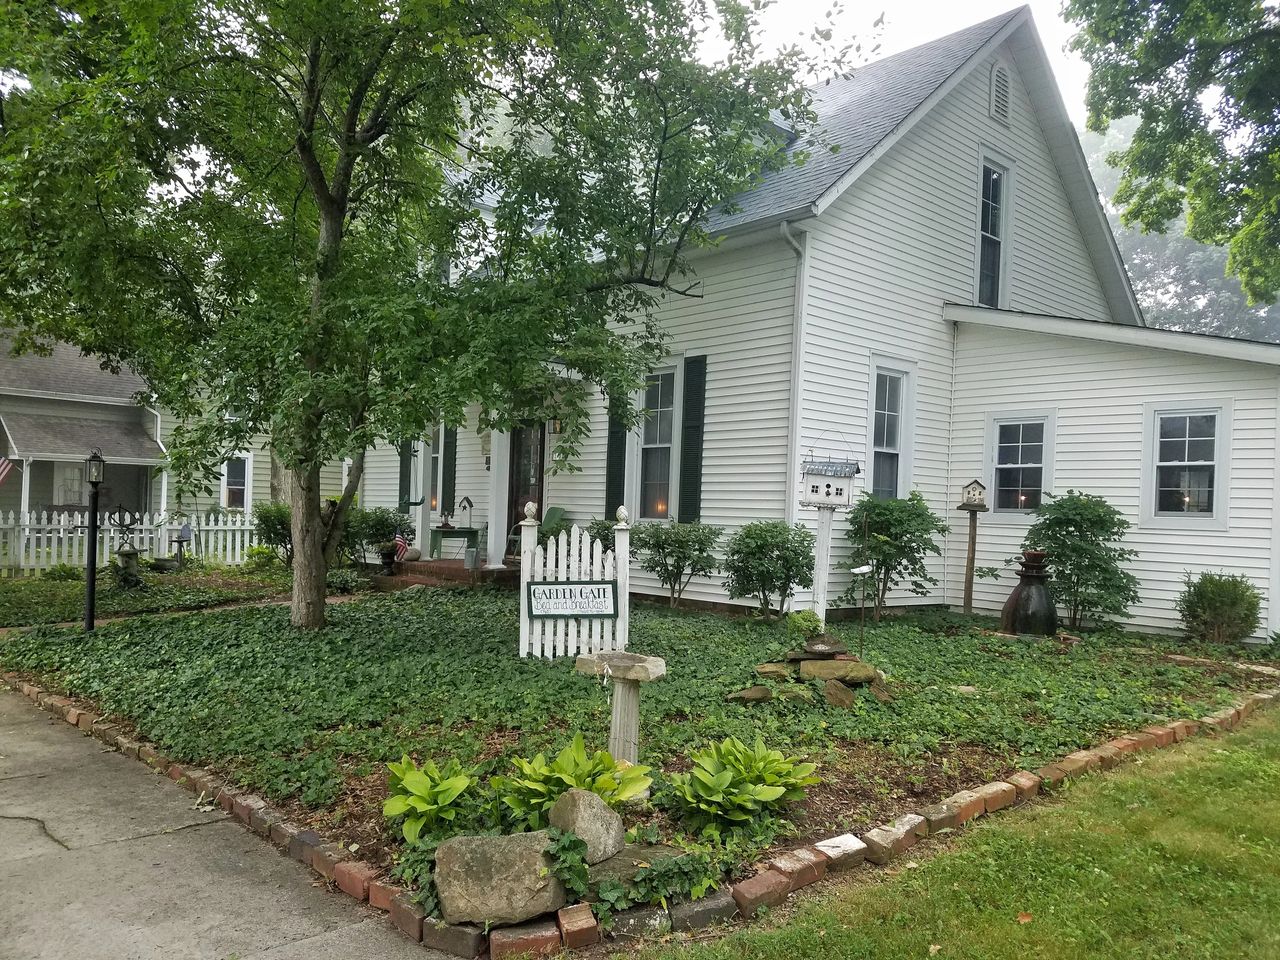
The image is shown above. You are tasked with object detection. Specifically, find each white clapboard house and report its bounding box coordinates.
[363,6,1280,638]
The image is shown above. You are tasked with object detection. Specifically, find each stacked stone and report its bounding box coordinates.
[729,637,886,707]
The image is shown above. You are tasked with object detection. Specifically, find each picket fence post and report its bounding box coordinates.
[518,502,539,658]
[613,507,630,653]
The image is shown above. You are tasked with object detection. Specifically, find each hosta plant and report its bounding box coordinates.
[382,756,474,845]
[494,733,652,829]
[669,736,819,837]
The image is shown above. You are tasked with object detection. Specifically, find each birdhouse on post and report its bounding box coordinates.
[959,479,988,512]
[956,479,988,614]
[800,459,860,508]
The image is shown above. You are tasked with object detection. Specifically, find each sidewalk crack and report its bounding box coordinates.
[0,813,71,849]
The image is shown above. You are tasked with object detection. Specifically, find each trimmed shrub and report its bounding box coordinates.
[252,501,293,565]
[841,491,949,621]
[632,521,723,607]
[1176,572,1262,645]
[784,609,823,643]
[722,520,815,619]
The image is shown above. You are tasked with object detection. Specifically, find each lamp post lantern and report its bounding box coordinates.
[84,449,106,631]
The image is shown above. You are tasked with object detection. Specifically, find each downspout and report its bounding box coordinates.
[781,220,807,526]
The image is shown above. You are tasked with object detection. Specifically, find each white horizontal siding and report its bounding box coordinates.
[947,323,1279,637]
[797,43,1115,608]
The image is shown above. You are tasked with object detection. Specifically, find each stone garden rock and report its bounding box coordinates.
[868,677,895,703]
[608,904,671,940]
[785,650,829,661]
[585,843,684,901]
[799,659,879,683]
[575,651,667,682]
[435,831,566,927]
[804,637,848,656]
[755,662,795,679]
[548,789,624,865]
[726,685,773,703]
[823,679,857,708]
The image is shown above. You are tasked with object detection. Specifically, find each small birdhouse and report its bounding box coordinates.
[958,479,988,511]
[800,458,860,508]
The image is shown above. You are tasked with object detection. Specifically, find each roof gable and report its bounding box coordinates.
[0,339,148,404]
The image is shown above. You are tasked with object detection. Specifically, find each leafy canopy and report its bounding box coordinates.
[632,521,723,607]
[1066,0,1280,303]
[721,520,815,618]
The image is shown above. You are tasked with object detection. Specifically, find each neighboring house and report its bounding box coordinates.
[356,6,1280,638]
[0,340,345,518]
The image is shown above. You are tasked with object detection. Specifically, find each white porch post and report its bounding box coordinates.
[414,439,429,549]
[19,458,31,516]
[159,470,169,517]
[811,505,835,628]
[484,430,511,569]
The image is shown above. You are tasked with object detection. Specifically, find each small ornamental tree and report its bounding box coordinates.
[841,491,948,621]
[1022,490,1139,630]
[722,521,815,619]
[632,522,722,608]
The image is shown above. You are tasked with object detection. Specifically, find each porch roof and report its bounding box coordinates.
[0,412,165,464]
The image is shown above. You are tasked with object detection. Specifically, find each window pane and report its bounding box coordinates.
[658,409,673,445]
[998,423,1020,445]
[873,411,887,448]
[1159,415,1187,440]
[1021,422,1043,444]
[640,447,671,518]
[1157,464,1215,513]
[643,413,658,445]
[227,487,245,510]
[979,236,1001,306]
[884,373,901,412]
[1019,442,1043,465]
[1188,414,1216,438]
[659,371,674,408]
[880,412,898,450]
[872,451,898,500]
[1186,438,1215,462]
[226,457,246,484]
[997,442,1019,465]
[875,372,888,410]
[1158,439,1186,463]
[645,377,661,410]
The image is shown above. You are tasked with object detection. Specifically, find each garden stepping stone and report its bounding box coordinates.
[798,659,878,683]
[548,788,624,865]
[435,830,567,926]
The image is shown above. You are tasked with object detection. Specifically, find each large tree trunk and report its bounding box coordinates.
[290,463,327,628]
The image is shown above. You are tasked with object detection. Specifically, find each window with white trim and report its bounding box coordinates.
[639,370,677,519]
[429,425,442,513]
[872,369,906,499]
[977,162,1006,307]
[994,419,1046,511]
[1155,412,1217,515]
[222,455,248,510]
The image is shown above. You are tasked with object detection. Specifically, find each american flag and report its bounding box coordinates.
[0,457,12,488]
[394,530,409,561]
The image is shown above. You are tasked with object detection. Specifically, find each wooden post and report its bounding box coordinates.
[517,502,539,657]
[811,505,835,628]
[963,509,978,614]
[613,506,630,652]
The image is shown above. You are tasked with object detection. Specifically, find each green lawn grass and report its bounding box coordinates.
[645,708,1280,960]
[0,567,290,627]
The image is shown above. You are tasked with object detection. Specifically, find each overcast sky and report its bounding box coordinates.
[748,1,1090,127]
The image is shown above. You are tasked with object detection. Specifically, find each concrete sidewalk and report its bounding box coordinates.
[0,689,436,960]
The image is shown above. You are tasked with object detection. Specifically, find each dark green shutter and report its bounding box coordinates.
[397,441,413,514]
[678,355,707,523]
[604,407,628,520]
[441,427,457,514]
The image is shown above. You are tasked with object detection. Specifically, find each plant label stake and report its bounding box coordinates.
[956,480,989,614]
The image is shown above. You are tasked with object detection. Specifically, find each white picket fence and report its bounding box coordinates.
[518,506,630,659]
[0,511,255,576]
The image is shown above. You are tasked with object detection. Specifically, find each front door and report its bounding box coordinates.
[508,423,546,538]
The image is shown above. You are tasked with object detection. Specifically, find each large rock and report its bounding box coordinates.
[755,662,795,679]
[804,637,848,655]
[548,789,624,865]
[799,659,879,683]
[585,843,684,901]
[726,685,773,703]
[435,831,566,927]
[823,679,857,708]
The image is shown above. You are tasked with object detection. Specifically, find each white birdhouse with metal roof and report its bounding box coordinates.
[800,458,860,508]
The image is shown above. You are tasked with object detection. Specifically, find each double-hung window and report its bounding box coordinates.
[978,162,1006,307]
[429,425,442,513]
[1155,412,1217,515]
[994,420,1046,511]
[639,370,677,519]
[222,455,248,510]
[872,368,907,499]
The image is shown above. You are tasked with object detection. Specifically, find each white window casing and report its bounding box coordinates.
[974,148,1015,309]
[628,362,683,521]
[867,354,916,499]
[220,451,253,511]
[984,410,1056,523]
[1140,400,1231,530]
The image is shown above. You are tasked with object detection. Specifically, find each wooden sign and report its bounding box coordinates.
[527,580,619,619]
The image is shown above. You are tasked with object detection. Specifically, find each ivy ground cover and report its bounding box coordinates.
[0,588,1267,864]
[0,568,291,628]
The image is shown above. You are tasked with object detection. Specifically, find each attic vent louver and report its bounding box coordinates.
[990,63,1011,124]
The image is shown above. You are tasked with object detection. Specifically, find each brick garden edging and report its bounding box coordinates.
[4,671,1278,958]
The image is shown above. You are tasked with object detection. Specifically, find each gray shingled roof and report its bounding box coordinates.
[708,9,1023,234]
[1,411,164,461]
[0,338,147,403]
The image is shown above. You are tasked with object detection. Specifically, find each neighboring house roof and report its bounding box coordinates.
[0,338,148,404]
[708,6,1144,328]
[0,412,165,463]
[945,303,1280,367]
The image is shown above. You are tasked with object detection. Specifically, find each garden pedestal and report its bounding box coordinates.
[575,652,665,764]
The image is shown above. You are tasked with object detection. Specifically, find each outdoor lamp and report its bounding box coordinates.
[85,449,106,486]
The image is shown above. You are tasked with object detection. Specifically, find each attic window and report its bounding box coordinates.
[990,63,1011,124]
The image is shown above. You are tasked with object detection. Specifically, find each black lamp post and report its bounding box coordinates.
[84,449,106,632]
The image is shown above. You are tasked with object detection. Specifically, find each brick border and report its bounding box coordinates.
[4,671,1278,956]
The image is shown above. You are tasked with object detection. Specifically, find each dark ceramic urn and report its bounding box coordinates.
[1000,550,1058,637]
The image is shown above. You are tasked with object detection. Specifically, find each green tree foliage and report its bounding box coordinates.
[632,521,722,607]
[0,0,831,626]
[1067,0,1280,303]
[722,520,815,619]
[1080,120,1280,343]
[1022,491,1139,630]
[1176,571,1262,645]
[841,491,948,621]
[252,502,294,565]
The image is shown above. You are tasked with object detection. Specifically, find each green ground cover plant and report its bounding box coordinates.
[642,709,1280,960]
[0,568,291,627]
[0,589,1263,813]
